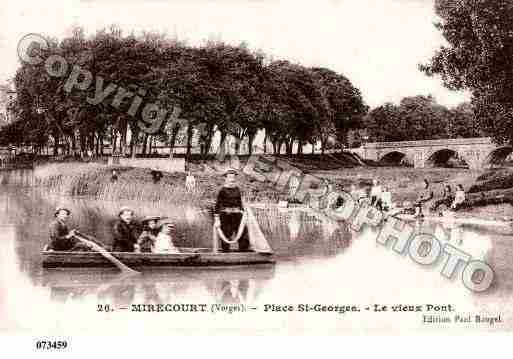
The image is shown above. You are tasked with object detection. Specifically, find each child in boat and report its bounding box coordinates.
[153,220,179,253]
[136,216,161,253]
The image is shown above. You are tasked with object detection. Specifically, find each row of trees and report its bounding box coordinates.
[422,0,513,145]
[364,95,484,142]
[2,25,367,158]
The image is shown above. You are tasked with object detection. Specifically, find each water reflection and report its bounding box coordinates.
[41,266,274,309]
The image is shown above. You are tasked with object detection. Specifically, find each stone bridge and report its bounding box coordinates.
[362,137,513,170]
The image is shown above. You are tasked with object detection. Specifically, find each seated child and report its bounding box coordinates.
[153,220,179,253]
[136,216,161,253]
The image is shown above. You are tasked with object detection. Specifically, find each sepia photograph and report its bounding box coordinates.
[0,0,512,353]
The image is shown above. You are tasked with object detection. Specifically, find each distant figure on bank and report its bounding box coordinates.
[380,186,392,211]
[185,171,196,192]
[349,184,366,203]
[48,207,90,251]
[370,179,382,208]
[288,176,301,201]
[415,179,434,217]
[153,220,179,253]
[151,169,163,184]
[452,184,466,210]
[111,169,119,182]
[112,207,139,252]
[214,169,250,252]
[136,216,161,253]
[431,184,453,214]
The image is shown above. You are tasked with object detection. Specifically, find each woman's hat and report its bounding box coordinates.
[223,168,238,176]
[158,219,175,228]
[141,215,163,223]
[54,207,71,216]
[118,206,134,216]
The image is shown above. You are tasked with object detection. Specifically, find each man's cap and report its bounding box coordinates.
[54,207,71,216]
[118,206,134,216]
[223,168,239,176]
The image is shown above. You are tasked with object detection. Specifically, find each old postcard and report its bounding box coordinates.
[0,0,512,352]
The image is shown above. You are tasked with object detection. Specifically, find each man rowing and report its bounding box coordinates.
[213,168,250,252]
[112,206,139,252]
[48,207,91,251]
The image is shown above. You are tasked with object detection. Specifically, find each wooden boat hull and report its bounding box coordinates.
[40,265,276,287]
[42,249,275,268]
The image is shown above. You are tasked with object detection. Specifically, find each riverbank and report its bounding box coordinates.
[6,161,512,221]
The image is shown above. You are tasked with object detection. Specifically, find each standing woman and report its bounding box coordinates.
[213,169,250,252]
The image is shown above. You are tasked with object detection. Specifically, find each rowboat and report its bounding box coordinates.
[43,206,275,269]
[40,264,276,287]
[42,248,275,268]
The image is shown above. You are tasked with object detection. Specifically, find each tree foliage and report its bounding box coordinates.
[4,26,367,157]
[422,0,513,144]
[365,96,481,142]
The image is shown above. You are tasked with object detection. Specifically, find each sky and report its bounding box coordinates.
[0,0,470,109]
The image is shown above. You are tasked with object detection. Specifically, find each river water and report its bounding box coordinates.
[0,172,512,333]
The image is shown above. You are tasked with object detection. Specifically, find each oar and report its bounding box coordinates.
[73,231,140,275]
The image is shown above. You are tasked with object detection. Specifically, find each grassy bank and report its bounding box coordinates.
[17,161,513,220]
[29,162,287,207]
[28,162,478,206]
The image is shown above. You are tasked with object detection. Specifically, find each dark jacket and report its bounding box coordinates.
[48,219,74,251]
[112,220,139,252]
[137,228,159,253]
[214,186,243,214]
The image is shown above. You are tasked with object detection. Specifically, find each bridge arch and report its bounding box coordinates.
[379,151,410,166]
[425,149,469,168]
[483,146,513,168]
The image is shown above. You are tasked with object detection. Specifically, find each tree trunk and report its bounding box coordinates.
[95,134,100,156]
[142,133,149,155]
[112,131,117,155]
[234,135,242,155]
[129,127,138,159]
[286,139,293,155]
[272,141,278,155]
[248,133,256,155]
[100,136,104,156]
[186,121,193,162]
[53,133,59,156]
[120,122,128,156]
[217,131,228,161]
[203,125,215,161]
[71,134,77,156]
[168,123,180,158]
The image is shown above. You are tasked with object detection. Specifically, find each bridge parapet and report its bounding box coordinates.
[362,137,503,170]
[364,137,493,150]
